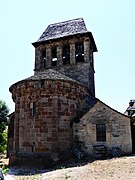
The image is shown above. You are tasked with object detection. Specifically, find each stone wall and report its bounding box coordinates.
[54,63,95,95]
[73,100,132,156]
[9,79,90,165]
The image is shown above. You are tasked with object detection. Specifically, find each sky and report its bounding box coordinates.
[1,0,135,113]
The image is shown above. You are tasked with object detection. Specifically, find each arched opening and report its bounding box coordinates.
[75,43,84,63]
[62,45,70,65]
[51,48,57,66]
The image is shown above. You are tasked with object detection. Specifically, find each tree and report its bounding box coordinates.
[0,100,9,153]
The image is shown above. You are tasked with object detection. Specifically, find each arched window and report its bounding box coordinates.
[30,102,36,117]
[75,43,84,63]
[51,47,57,66]
[62,45,70,65]
[41,50,46,68]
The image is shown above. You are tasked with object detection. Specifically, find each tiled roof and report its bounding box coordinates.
[37,18,88,42]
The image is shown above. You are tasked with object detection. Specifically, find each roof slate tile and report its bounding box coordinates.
[37,18,88,42]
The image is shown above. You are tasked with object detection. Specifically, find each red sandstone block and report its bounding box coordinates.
[52,132,57,136]
[47,137,52,141]
[48,112,53,115]
[52,137,57,142]
[40,129,48,133]
[41,111,48,115]
[52,125,56,128]
[46,116,52,118]
[35,125,41,128]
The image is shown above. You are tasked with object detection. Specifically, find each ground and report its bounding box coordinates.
[2,156,135,180]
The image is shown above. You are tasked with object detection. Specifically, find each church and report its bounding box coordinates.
[8,18,132,166]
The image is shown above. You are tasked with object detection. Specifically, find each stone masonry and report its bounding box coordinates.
[9,70,90,166]
[9,18,132,166]
[73,99,132,156]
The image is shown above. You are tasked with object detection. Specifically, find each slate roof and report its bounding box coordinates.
[9,69,79,92]
[32,18,97,51]
[37,18,88,42]
[26,69,77,82]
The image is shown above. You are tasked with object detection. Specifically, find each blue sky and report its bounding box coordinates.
[1,0,135,113]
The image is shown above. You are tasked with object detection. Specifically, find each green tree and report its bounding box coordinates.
[0,100,9,153]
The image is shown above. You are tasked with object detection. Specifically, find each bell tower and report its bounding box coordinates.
[32,18,97,96]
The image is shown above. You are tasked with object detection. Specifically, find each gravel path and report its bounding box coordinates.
[7,156,135,180]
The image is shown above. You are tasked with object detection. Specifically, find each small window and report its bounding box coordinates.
[62,45,70,65]
[40,80,44,88]
[51,48,57,66]
[41,50,46,68]
[30,102,36,116]
[75,43,84,63]
[96,124,106,142]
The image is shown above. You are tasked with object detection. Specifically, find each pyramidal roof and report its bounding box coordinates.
[36,18,88,42]
[32,18,97,51]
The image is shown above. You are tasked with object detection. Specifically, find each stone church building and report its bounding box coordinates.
[8,18,132,166]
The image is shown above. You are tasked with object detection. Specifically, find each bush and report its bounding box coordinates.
[0,100,9,153]
[0,129,7,153]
